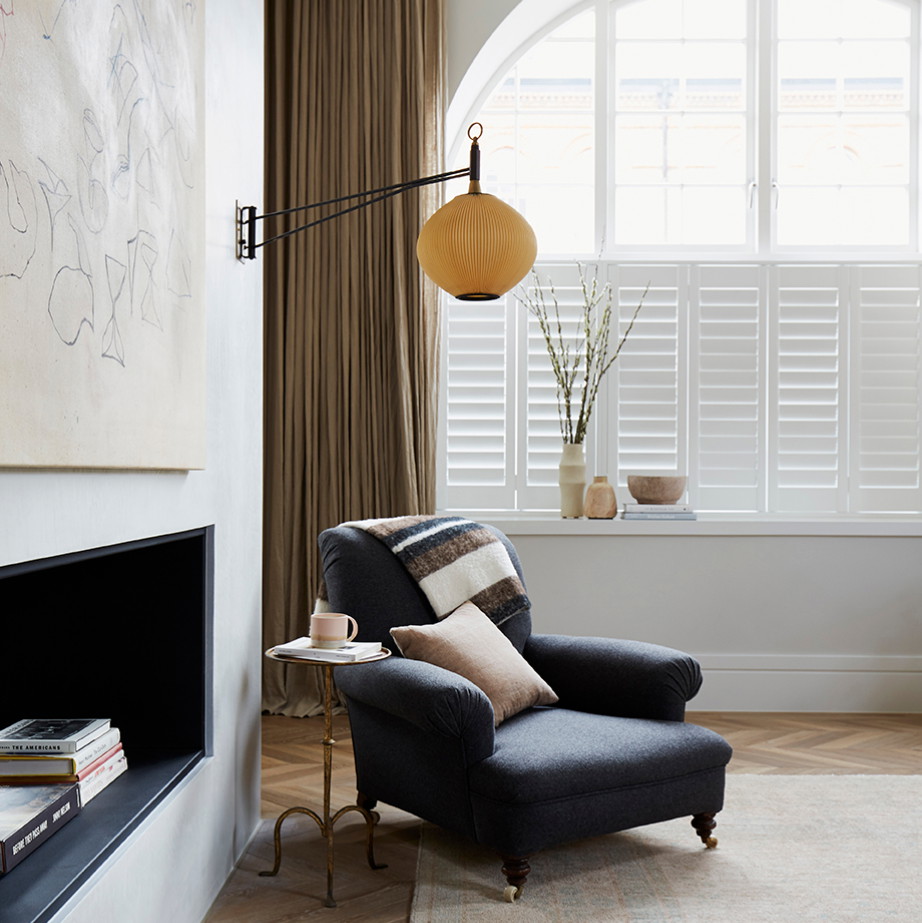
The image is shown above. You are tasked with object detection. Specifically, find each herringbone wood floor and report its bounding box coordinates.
[204,712,922,922]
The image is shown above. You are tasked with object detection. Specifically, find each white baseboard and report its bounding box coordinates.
[692,654,922,712]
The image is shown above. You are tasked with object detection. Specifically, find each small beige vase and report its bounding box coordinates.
[558,443,586,518]
[584,475,617,519]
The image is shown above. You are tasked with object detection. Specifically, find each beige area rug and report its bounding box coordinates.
[411,775,922,922]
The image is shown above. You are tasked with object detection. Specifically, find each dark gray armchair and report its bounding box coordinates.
[320,522,732,901]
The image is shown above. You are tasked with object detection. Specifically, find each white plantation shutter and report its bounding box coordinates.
[691,264,765,511]
[519,264,595,510]
[770,265,846,512]
[610,264,684,494]
[438,261,922,515]
[852,264,922,511]
[439,296,515,510]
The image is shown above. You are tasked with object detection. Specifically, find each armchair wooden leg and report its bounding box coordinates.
[500,854,531,902]
[691,812,719,848]
[357,791,378,811]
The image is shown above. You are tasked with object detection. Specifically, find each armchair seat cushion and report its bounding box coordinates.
[466,708,732,855]
[469,708,731,803]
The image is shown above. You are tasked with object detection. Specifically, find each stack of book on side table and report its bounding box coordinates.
[273,638,383,662]
[622,502,697,520]
[0,719,128,875]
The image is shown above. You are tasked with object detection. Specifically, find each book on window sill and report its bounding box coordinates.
[622,503,693,513]
[0,742,125,787]
[0,719,111,755]
[0,727,121,777]
[272,637,383,662]
[622,511,697,520]
[0,783,80,875]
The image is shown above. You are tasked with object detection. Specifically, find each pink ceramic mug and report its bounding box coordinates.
[310,612,359,649]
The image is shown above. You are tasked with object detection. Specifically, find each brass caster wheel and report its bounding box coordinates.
[704,836,718,849]
[503,885,523,902]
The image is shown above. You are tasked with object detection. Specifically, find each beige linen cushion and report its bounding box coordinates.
[389,601,558,726]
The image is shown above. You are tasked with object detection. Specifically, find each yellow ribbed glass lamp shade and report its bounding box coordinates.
[417,187,537,301]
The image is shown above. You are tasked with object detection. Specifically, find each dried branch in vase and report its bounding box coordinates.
[516,264,647,445]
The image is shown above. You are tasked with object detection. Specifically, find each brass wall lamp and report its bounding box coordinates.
[235,124,537,300]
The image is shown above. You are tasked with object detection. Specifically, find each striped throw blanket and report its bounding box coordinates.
[319,515,530,626]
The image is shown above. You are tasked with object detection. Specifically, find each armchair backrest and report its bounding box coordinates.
[317,523,533,653]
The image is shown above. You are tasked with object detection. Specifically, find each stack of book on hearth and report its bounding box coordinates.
[0,719,128,874]
[621,502,697,520]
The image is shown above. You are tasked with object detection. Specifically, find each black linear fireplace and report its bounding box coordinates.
[0,527,214,922]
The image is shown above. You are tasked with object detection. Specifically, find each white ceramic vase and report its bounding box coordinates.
[558,442,586,518]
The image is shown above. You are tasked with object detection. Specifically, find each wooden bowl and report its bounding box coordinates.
[627,475,687,505]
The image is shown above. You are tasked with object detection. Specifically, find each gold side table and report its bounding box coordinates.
[261,646,391,907]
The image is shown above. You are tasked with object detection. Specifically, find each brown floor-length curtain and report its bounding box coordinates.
[262,0,445,715]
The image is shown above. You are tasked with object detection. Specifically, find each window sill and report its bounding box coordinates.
[445,511,922,537]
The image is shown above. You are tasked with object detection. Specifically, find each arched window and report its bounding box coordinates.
[439,0,922,515]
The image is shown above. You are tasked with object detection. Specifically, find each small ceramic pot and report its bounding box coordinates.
[584,476,617,518]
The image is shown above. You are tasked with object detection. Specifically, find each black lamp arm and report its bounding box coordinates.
[237,122,487,261]
[237,166,470,260]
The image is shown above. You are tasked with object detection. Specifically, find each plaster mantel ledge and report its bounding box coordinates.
[441,511,922,538]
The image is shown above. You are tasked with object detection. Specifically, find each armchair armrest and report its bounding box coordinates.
[335,656,495,764]
[523,634,703,722]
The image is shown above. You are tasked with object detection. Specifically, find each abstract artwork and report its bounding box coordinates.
[0,1,205,468]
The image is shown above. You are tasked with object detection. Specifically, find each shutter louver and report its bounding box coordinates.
[613,264,683,492]
[771,265,845,511]
[692,264,764,511]
[439,296,514,510]
[853,265,922,511]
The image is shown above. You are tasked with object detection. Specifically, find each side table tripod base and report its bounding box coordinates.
[260,650,392,908]
[259,802,386,908]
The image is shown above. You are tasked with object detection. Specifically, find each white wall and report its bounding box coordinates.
[446,0,516,99]
[446,0,579,143]
[0,2,265,920]
[488,520,922,712]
